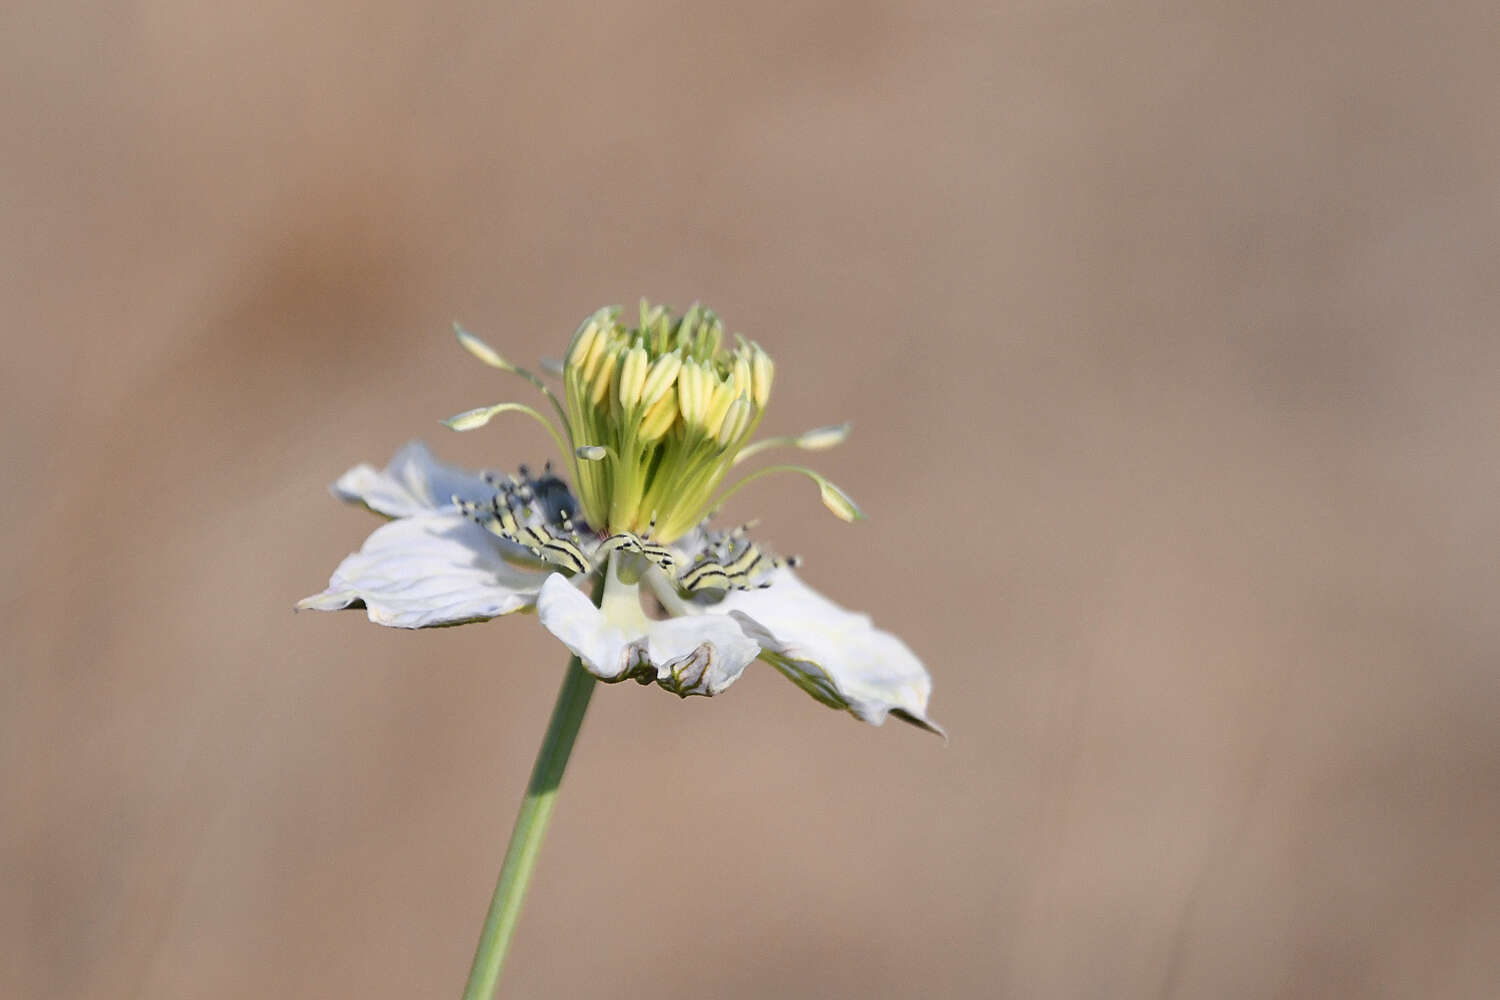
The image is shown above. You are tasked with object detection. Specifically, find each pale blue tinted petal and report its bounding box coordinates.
[297,513,546,628]
[714,569,943,735]
[332,440,496,518]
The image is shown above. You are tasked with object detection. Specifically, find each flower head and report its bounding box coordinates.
[300,303,940,735]
[559,303,775,542]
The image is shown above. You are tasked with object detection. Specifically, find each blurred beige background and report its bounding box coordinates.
[5,3,1498,997]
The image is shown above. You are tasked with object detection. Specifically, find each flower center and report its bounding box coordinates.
[561,302,773,543]
[456,463,801,600]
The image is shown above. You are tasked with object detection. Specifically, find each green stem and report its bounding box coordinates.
[461,656,597,999]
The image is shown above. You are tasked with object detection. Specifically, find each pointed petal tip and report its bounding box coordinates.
[295,590,359,613]
[890,708,948,742]
[298,515,546,629]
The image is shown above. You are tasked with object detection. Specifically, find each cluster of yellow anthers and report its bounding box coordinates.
[562,302,776,542]
[444,300,861,551]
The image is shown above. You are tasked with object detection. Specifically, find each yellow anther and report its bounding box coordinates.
[553,302,786,541]
[639,350,683,408]
[590,347,620,407]
[703,374,740,438]
[582,328,615,384]
[639,390,679,442]
[568,320,599,371]
[732,353,752,396]
[677,360,708,428]
[751,343,774,408]
[717,396,751,446]
[617,344,650,410]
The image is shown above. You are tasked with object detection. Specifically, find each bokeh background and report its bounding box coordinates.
[5,3,1498,997]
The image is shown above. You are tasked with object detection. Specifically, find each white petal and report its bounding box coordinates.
[534,575,636,680]
[332,440,495,518]
[536,575,760,695]
[714,569,943,735]
[297,513,547,628]
[643,614,762,696]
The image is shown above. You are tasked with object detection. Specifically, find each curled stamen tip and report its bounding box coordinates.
[453,323,515,371]
[818,479,865,522]
[796,422,853,451]
[576,445,607,461]
[440,407,494,431]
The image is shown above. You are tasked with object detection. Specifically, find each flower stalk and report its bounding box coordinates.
[461,654,597,999]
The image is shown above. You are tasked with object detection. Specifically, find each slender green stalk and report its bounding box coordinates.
[461,656,597,999]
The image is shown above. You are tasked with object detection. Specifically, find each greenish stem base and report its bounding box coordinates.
[461,656,597,1000]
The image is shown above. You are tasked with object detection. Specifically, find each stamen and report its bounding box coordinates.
[702,376,739,439]
[589,348,620,407]
[676,360,710,429]
[639,350,684,408]
[732,422,851,466]
[732,353,752,395]
[567,317,600,371]
[705,464,865,524]
[616,344,650,410]
[750,343,774,408]
[441,402,572,469]
[638,390,679,442]
[454,325,513,369]
[794,422,851,450]
[453,323,572,433]
[716,397,751,447]
[675,303,702,349]
[555,302,783,541]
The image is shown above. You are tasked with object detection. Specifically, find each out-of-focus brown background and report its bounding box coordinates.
[5,3,1498,997]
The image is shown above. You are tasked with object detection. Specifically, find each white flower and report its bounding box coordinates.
[299,304,941,735]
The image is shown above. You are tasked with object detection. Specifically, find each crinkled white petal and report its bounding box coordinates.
[297,513,547,628]
[536,575,761,696]
[713,569,943,735]
[332,440,496,518]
